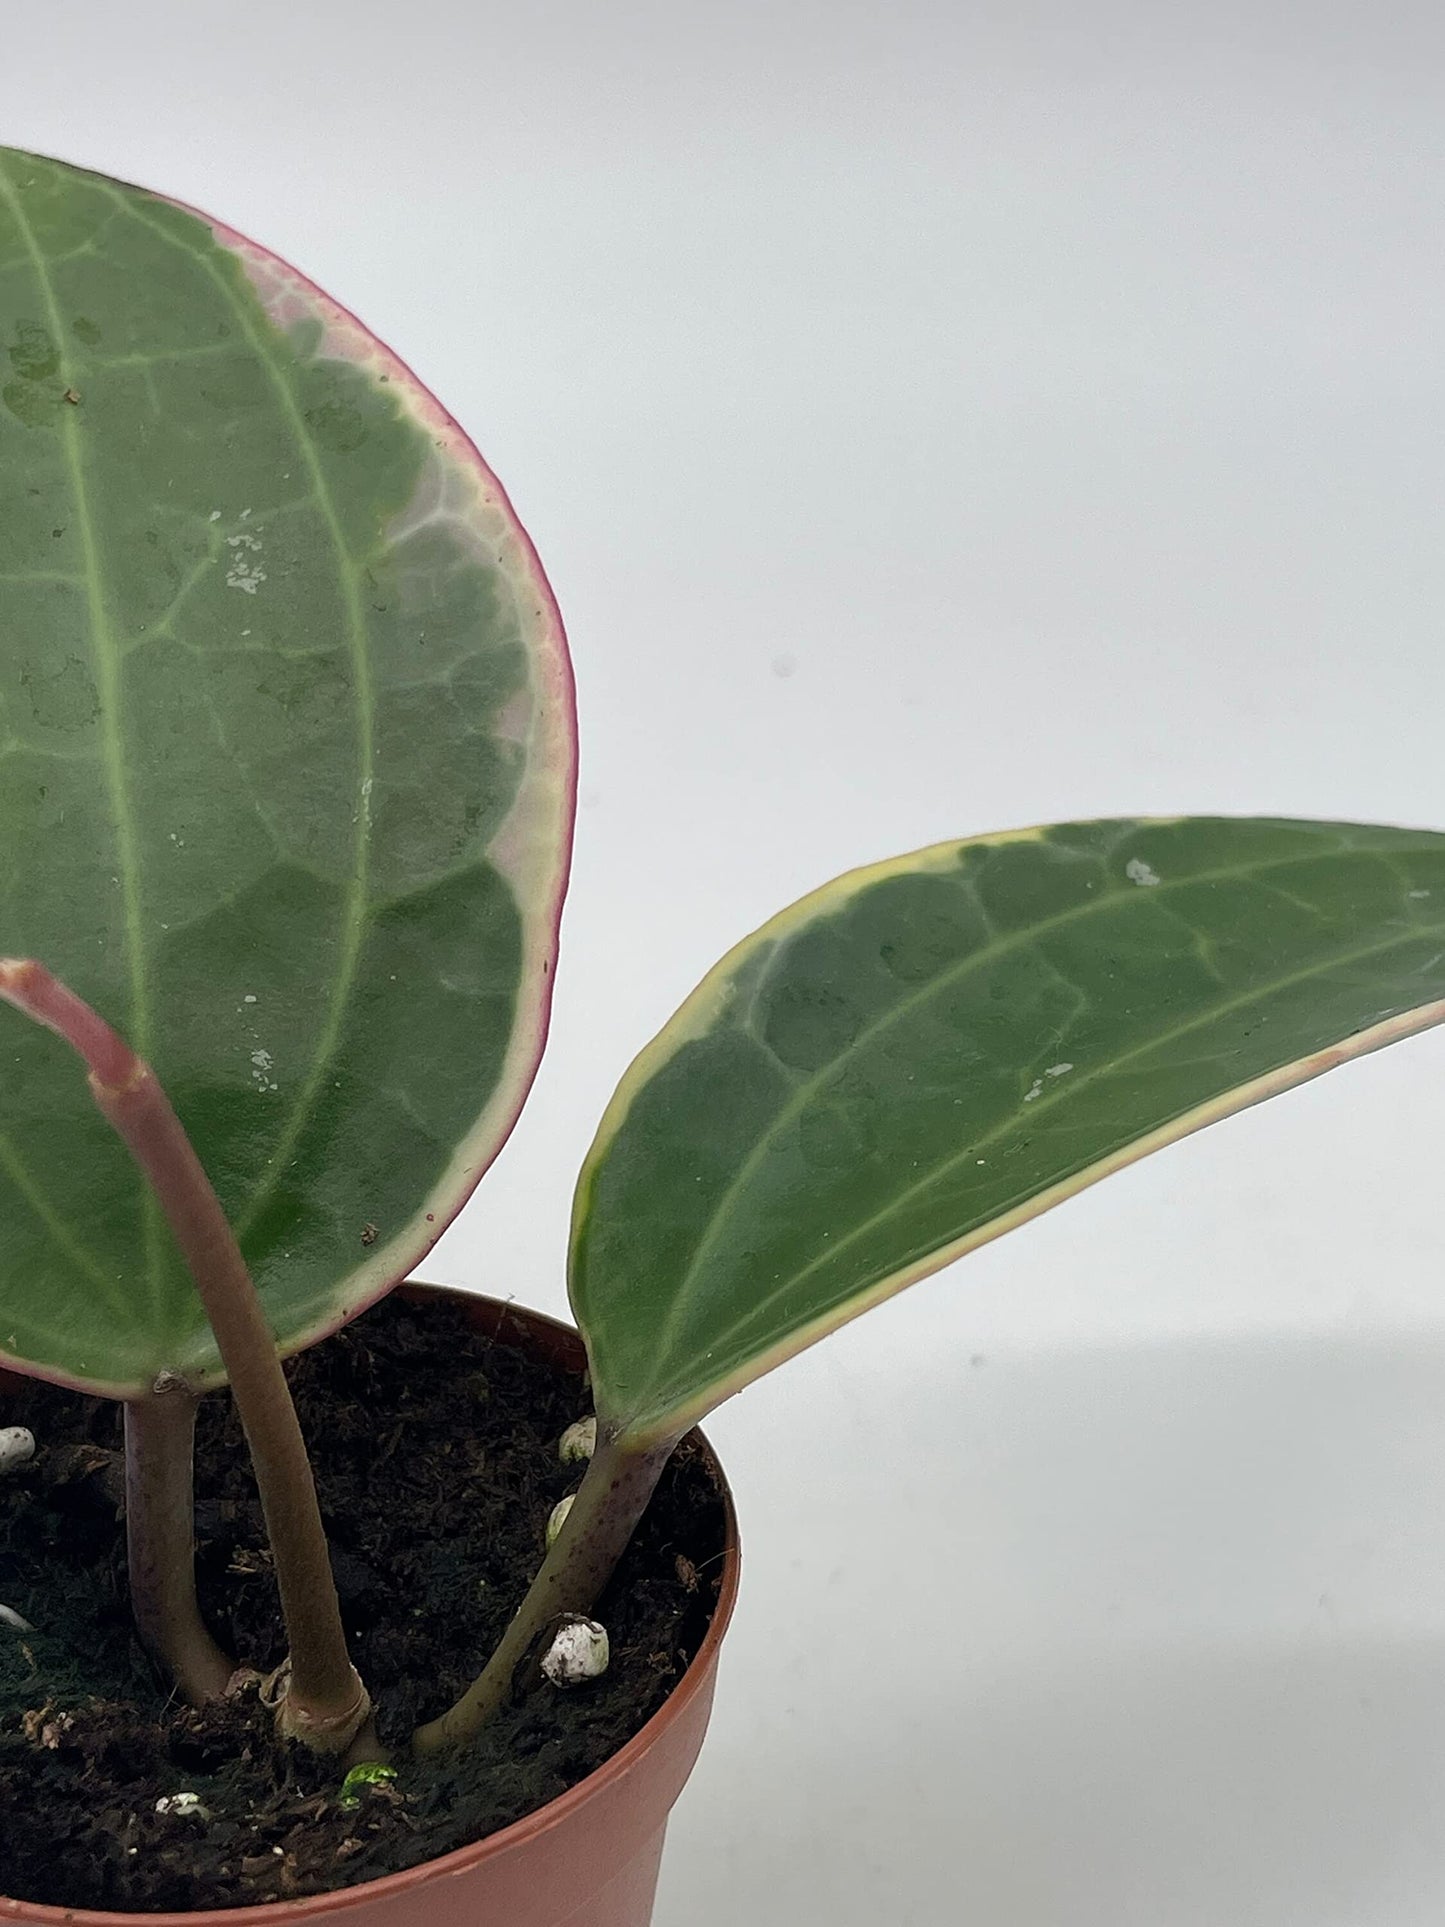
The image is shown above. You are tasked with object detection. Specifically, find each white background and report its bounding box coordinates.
[8,2,1445,1919]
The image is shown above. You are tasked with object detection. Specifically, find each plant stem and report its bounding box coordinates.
[123,1389,234,1702]
[0,959,371,1755]
[412,1429,676,1754]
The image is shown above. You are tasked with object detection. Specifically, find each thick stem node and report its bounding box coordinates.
[263,1659,375,1757]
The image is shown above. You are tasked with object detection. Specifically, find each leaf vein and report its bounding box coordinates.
[640,912,1445,1416]
[0,156,163,1296]
[627,840,1436,1401]
[102,187,379,1242]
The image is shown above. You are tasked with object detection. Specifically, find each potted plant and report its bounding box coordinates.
[5,145,1445,1923]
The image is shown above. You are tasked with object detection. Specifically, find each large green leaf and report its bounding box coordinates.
[572,818,1445,1444]
[0,149,574,1396]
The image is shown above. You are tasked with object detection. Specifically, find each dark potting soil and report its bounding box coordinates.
[0,1294,729,1912]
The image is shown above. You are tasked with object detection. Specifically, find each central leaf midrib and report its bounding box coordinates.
[599,831,1436,1418]
[622,913,1445,1434]
[105,188,377,1245]
[0,156,161,1297]
[692,915,1445,1378]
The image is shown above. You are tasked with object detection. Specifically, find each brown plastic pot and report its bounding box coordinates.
[0,1284,741,1927]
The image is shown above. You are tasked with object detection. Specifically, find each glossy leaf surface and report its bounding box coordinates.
[574,818,1445,1443]
[0,149,574,1395]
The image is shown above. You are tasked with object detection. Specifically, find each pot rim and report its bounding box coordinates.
[0,1285,741,1927]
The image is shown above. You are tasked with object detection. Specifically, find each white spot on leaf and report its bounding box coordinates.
[1126,858,1161,887]
[225,528,265,593]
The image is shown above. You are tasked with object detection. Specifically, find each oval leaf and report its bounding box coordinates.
[0,149,575,1395]
[573,818,1445,1443]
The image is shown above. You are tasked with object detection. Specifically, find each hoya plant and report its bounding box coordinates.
[6,147,1445,1775]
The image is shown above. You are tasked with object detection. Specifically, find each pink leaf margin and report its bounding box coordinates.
[0,157,578,1397]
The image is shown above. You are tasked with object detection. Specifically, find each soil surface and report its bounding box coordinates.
[0,1294,729,1912]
